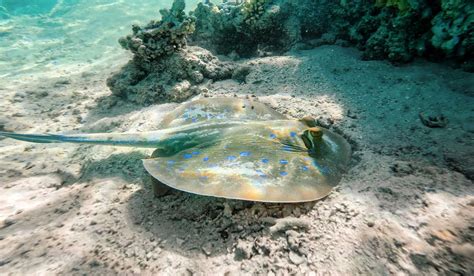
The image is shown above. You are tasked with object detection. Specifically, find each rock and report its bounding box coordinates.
[390,161,416,177]
[419,112,448,128]
[409,252,431,269]
[234,240,253,260]
[176,238,185,247]
[201,242,213,256]
[261,216,311,234]
[232,65,252,83]
[286,230,300,251]
[1,218,15,229]
[289,251,305,265]
[450,243,474,261]
[444,150,474,180]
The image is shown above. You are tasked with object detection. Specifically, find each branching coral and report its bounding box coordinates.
[118,0,195,62]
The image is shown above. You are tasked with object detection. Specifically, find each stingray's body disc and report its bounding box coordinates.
[159,97,286,128]
[144,119,351,202]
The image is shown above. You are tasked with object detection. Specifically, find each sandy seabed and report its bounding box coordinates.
[0,45,473,275]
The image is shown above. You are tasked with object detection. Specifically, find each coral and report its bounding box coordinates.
[375,0,411,12]
[242,0,268,25]
[107,46,234,105]
[189,0,472,68]
[118,0,195,62]
[191,0,296,57]
[431,0,473,59]
[108,0,236,105]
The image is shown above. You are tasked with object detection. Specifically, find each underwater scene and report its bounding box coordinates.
[0,0,473,274]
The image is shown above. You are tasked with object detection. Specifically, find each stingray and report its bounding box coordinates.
[0,97,351,202]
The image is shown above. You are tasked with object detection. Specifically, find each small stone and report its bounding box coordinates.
[2,218,15,229]
[232,65,251,83]
[202,242,212,256]
[89,259,100,267]
[367,220,375,227]
[289,251,305,265]
[450,243,474,260]
[176,238,185,246]
[234,240,253,260]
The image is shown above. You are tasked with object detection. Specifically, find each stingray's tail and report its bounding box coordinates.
[0,131,161,148]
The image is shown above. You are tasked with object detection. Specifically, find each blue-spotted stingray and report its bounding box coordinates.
[0,97,351,202]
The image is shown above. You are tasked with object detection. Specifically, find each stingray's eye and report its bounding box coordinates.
[308,127,323,140]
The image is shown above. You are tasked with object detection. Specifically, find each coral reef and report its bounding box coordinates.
[107,46,234,105]
[191,0,297,57]
[431,1,473,60]
[118,0,195,62]
[109,0,234,105]
[191,0,473,70]
[108,0,472,106]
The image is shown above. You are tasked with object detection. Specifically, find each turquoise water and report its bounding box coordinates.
[0,0,199,77]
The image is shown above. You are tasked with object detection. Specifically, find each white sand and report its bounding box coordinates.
[0,45,473,274]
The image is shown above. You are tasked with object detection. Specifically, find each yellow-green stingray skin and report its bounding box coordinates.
[144,97,351,202]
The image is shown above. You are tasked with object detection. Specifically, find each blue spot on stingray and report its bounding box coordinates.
[302,166,309,171]
[240,151,251,157]
[280,159,289,165]
[280,171,288,176]
[203,156,209,162]
[183,153,193,159]
[208,163,218,168]
[282,146,293,152]
[256,169,267,178]
[192,151,201,155]
[167,160,176,166]
[261,158,269,163]
[192,117,197,122]
[270,133,277,139]
[290,132,297,137]
[227,155,237,161]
